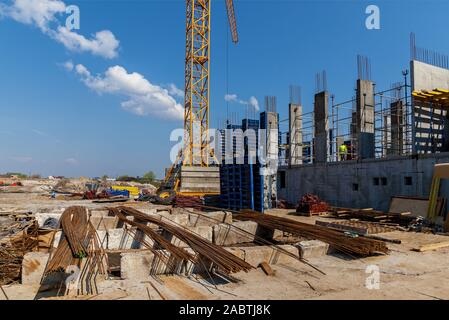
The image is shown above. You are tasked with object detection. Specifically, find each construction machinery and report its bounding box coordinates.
[155,0,239,203]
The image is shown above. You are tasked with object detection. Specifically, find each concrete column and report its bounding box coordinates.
[289,103,303,166]
[356,79,375,159]
[314,91,329,163]
[260,111,279,211]
[389,100,404,156]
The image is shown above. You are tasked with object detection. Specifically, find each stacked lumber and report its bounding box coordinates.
[329,207,415,226]
[316,220,399,235]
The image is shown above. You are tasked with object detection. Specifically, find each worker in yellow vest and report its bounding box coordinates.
[339,144,348,161]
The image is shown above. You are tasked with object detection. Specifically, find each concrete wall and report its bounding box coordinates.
[411,60,449,91]
[411,60,449,154]
[180,166,220,193]
[278,152,449,211]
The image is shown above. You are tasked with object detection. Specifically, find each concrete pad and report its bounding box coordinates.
[170,207,187,215]
[120,251,188,279]
[156,211,171,217]
[237,245,299,267]
[224,247,245,260]
[138,208,158,215]
[22,252,49,285]
[90,209,110,217]
[188,226,213,242]
[189,211,233,227]
[120,251,154,281]
[164,226,213,248]
[0,284,41,300]
[213,221,258,246]
[97,229,134,250]
[296,240,330,259]
[90,216,119,230]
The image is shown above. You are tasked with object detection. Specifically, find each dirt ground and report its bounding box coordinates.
[1,187,449,300]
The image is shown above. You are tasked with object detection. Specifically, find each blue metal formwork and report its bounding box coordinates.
[219,164,263,212]
[219,118,264,212]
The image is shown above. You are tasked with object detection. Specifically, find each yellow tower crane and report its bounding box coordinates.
[156,0,238,202]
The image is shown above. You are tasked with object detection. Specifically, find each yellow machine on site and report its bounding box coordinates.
[153,0,239,204]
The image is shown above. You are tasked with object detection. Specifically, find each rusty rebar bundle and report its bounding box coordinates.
[234,211,388,256]
[0,221,39,285]
[111,207,253,274]
[45,206,106,276]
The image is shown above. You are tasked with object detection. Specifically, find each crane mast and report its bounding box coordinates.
[184,0,211,167]
[157,0,238,199]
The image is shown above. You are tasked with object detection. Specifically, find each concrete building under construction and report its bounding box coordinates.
[276,35,449,222]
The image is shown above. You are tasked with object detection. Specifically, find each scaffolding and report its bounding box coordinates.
[412,88,449,153]
[279,71,413,165]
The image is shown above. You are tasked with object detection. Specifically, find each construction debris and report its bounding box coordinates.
[412,241,449,252]
[330,207,416,226]
[296,194,329,216]
[0,220,40,286]
[174,195,203,210]
[258,262,275,276]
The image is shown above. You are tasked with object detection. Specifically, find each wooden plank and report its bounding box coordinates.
[412,241,449,252]
[258,262,275,276]
[389,197,430,217]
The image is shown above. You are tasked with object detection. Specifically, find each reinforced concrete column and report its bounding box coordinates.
[260,111,279,211]
[356,79,375,159]
[289,103,303,166]
[314,91,329,163]
[389,100,404,156]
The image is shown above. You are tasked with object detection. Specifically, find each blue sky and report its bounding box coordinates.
[0,0,448,178]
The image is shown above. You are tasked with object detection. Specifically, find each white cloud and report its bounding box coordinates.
[1,0,119,59]
[61,60,74,71]
[72,64,184,121]
[168,83,184,99]
[32,129,49,137]
[248,96,260,111]
[2,0,65,31]
[51,27,119,59]
[224,94,238,102]
[65,158,79,165]
[224,93,259,111]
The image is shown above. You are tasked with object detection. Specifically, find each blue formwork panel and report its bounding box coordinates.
[220,163,263,212]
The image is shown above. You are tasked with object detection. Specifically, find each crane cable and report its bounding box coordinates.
[226,15,230,125]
